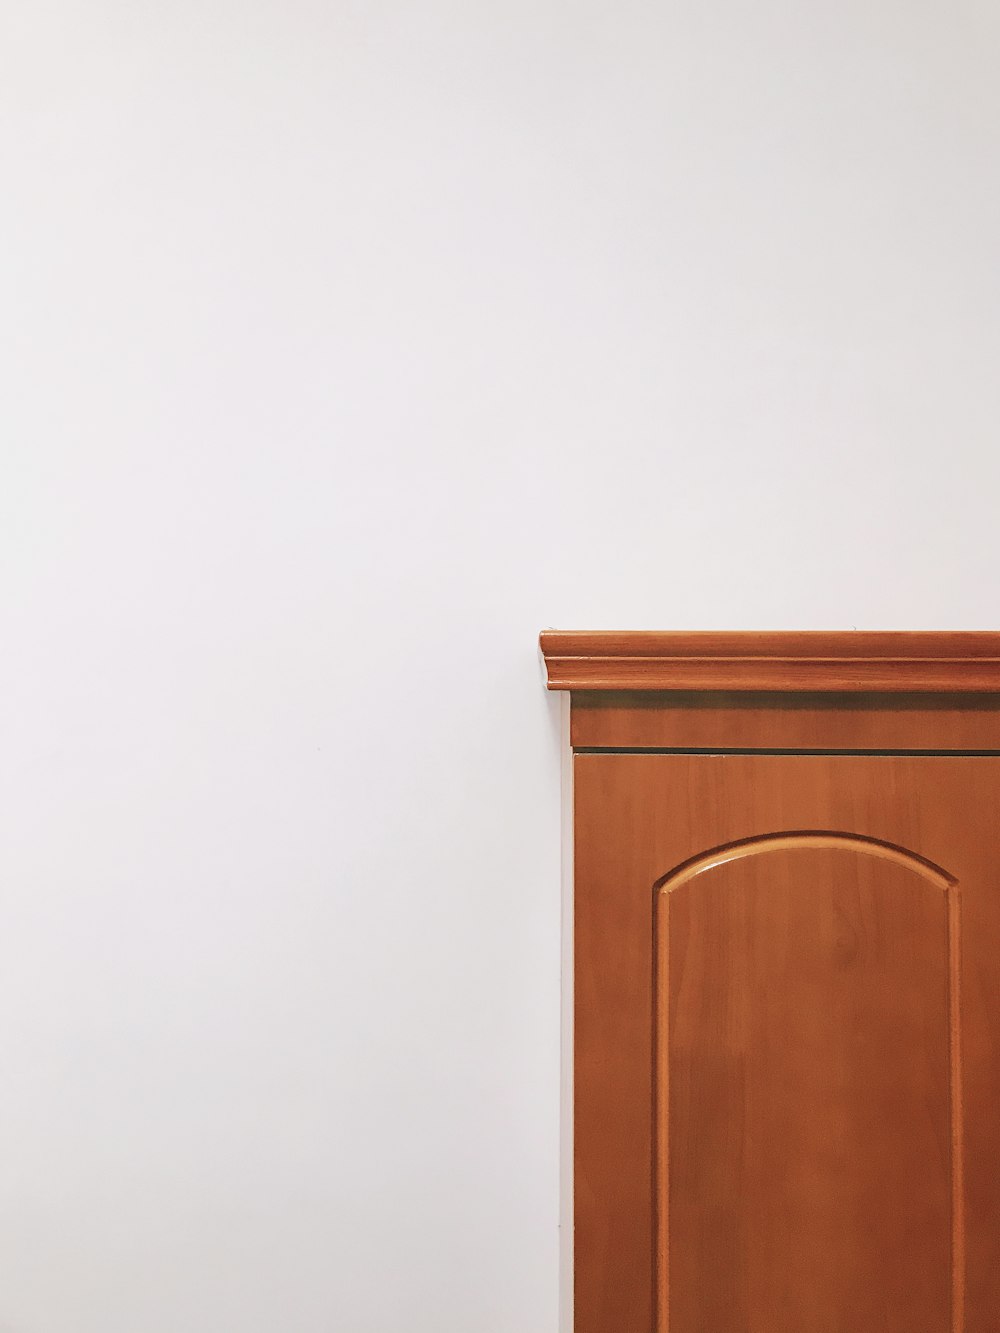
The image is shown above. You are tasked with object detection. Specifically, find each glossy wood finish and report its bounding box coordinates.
[562,632,1000,1330]
[541,631,1000,692]
[574,754,1000,1333]
[660,838,954,1331]
[571,691,1000,752]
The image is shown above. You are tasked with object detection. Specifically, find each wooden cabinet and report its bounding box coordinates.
[541,633,1000,1333]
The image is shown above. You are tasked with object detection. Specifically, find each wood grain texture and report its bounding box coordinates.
[570,691,1000,752]
[658,837,955,1332]
[541,631,1000,692]
[574,754,1000,1333]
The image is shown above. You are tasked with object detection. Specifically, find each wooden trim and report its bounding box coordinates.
[570,691,1000,752]
[540,632,1000,693]
[654,831,956,895]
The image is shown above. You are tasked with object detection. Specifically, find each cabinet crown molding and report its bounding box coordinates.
[539,630,1000,693]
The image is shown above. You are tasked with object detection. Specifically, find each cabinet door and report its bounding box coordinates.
[574,754,1000,1333]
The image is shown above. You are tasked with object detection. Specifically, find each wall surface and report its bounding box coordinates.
[2,2,999,1330]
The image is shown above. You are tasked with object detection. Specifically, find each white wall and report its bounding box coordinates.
[2,3,999,1330]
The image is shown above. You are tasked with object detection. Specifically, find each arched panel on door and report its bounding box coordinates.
[655,833,962,1333]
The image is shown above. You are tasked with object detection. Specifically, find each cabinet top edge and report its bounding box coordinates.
[539,631,1000,693]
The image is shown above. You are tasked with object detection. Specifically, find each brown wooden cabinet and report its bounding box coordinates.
[541,633,1000,1333]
